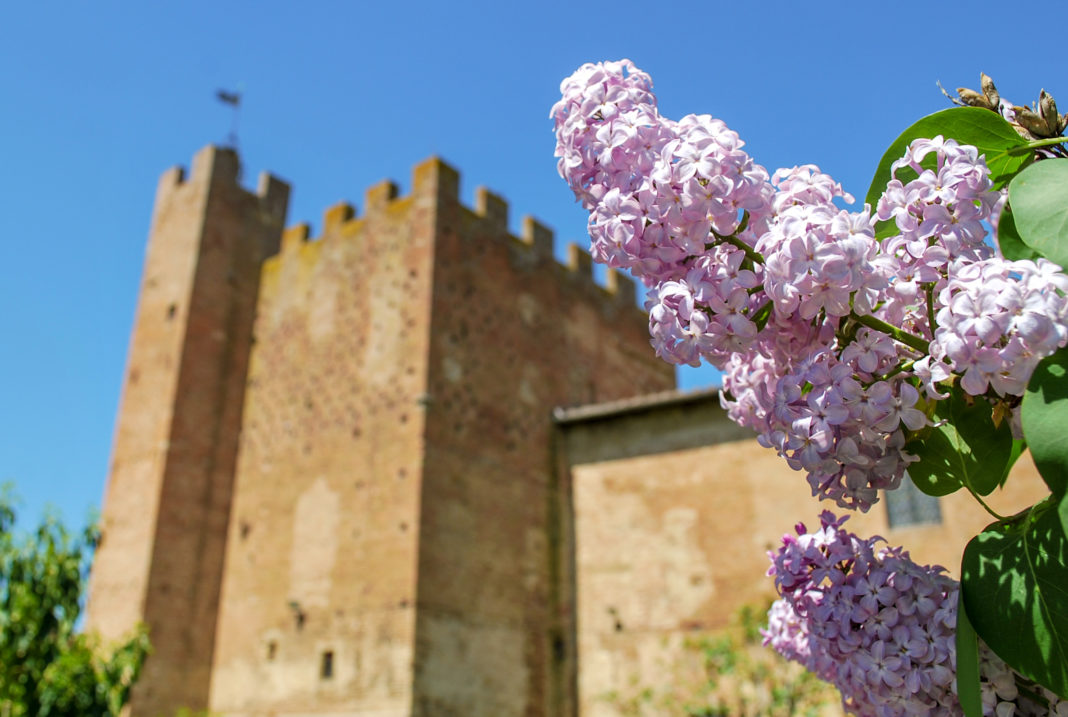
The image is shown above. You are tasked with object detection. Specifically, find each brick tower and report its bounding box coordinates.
[86,146,289,715]
[88,147,674,717]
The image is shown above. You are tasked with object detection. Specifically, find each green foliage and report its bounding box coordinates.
[961,500,1068,699]
[994,205,1043,261]
[856,93,1068,699]
[906,388,1015,497]
[1022,348,1068,499]
[1008,159,1068,267]
[0,487,149,716]
[606,604,840,717]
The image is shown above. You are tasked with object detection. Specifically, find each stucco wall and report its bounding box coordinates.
[560,393,1051,717]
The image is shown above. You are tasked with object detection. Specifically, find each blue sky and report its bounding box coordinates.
[1,1,1062,529]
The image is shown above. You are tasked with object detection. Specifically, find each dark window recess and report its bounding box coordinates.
[266,641,277,661]
[885,479,942,528]
[166,303,177,320]
[551,633,566,663]
[320,651,334,679]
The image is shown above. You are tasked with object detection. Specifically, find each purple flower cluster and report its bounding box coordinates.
[877,137,997,270]
[760,165,889,321]
[550,60,661,209]
[552,60,777,363]
[765,514,1068,716]
[931,258,1068,396]
[765,512,959,714]
[759,348,924,509]
[646,246,763,367]
[552,60,1068,512]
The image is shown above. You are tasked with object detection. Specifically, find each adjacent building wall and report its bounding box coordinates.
[555,389,1053,717]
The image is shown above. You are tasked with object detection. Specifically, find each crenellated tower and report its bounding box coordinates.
[87,145,289,715]
[89,148,673,717]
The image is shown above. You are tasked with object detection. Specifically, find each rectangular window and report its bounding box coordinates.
[320,651,334,679]
[885,479,942,528]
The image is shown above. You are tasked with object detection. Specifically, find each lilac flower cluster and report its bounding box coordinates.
[550,60,661,209]
[765,513,1068,716]
[759,348,924,508]
[931,258,1068,397]
[551,59,776,363]
[876,137,997,270]
[759,167,888,321]
[552,59,1068,512]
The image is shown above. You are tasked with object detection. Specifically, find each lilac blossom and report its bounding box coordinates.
[553,59,1068,513]
[765,514,1068,716]
[931,257,1068,396]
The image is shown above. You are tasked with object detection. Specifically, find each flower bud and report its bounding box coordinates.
[1039,89,1063,136]
[980,73,1000,108]
[956,87,993,110]
[1013,105,1054,138]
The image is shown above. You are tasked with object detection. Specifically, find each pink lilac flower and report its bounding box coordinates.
[874,136,997,281]
[551,60,669,210]
[553,61,1068,516]
[758,203,889,321]
[931,257,1068,396]
[645,250,765,368]
[765,513,1068,716]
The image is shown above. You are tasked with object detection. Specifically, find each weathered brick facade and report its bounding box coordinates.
[87,147,673,717]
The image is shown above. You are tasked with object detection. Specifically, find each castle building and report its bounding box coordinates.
[87,147,1051,717]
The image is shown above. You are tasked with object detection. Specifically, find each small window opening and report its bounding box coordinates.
[886,480,942,528]
[551,633,566,663]
[266,641,277,661]
[166,303,177,320]
[320,650,334,679]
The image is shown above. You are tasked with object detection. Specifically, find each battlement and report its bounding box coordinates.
[270,156,641,312]
[158,145,289,222]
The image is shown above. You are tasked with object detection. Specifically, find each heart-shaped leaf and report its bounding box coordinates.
[961,501,1068,699]
[1008,159,1068,269]
[996,204,1043,261]
[1022,347,1068,497]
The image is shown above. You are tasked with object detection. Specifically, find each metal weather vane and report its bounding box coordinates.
[216,88,242,151]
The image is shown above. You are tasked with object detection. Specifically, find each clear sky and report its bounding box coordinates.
[1,1,1062,529]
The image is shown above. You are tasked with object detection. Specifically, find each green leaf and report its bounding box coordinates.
[962,501,1068,699]
[999,438,1027,490]
[865,107,1031,209]
[996,204,1043,261]
[955,589,983,717]
[873,218,900,241]
[1008,158,1068,268]
[907,388,1014,497]
[1022,347,1068,497]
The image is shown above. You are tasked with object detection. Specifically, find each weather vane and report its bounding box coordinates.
[216,87,242,151]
